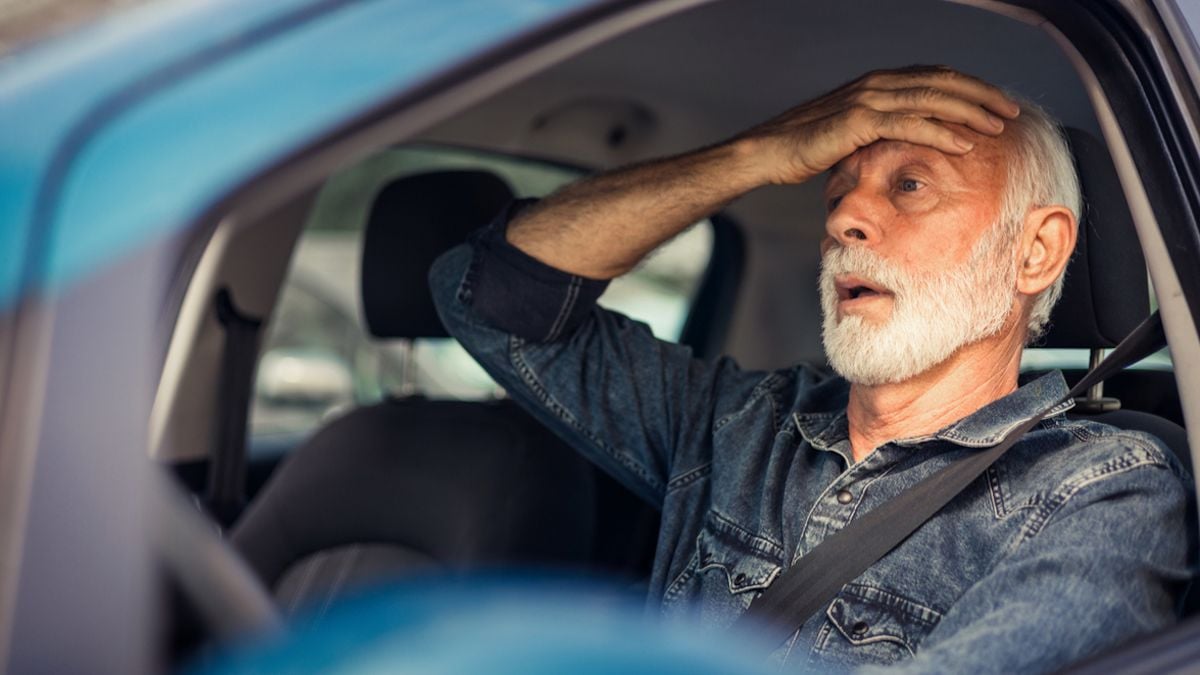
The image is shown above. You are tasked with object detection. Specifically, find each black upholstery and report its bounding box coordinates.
[1040,129,1149,348]
[232,400,597,599]
[235,163,748,611]
[1034,129,1185,442]
[361,170,514,339]
[1037,129,1184,414]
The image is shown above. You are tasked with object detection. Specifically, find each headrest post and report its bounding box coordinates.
[397,339,417,399]
[1073,347,1122,414]
[1087,348,1105,401]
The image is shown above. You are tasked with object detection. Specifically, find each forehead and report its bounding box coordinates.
[828,126,1010,189]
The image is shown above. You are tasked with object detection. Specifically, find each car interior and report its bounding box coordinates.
[144,0,1200,666]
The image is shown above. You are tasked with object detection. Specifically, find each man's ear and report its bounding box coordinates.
[1017,205,1077,298]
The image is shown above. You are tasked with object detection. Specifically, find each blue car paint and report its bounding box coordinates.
[0,0,592,313]
[188,576,781,675]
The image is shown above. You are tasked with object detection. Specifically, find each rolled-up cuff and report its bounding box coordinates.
[459,199,610,342]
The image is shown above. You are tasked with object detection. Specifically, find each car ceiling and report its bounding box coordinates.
[423,0,1100,367]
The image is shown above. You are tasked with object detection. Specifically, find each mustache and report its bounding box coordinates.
[820,244,916,297]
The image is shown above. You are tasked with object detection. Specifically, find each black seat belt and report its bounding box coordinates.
[207,289,263,527]
[736,312,1168,639]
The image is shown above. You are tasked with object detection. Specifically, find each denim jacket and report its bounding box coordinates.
[429,204,1195,674]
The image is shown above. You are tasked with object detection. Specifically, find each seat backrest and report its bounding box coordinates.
[233,170,602,614]
[1041,129,1195,614]
[1040,130,1189,464]
[232,398,599,611]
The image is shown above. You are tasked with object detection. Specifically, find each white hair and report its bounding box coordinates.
[994,95,1082,341]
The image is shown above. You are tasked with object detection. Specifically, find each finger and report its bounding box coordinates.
[867,111,976,154]
[860,67,1020,118]
[861,87,1007,135]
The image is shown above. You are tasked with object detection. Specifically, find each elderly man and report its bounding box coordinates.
[430,66,1193,672]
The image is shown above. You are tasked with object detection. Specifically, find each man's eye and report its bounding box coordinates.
[898,178,922,192]
[827,195,844,212]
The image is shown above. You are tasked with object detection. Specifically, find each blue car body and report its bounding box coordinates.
[0,0,588,309]
[0,2,593,672]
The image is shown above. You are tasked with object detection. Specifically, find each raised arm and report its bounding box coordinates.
[431,66,1022,501]
[506,65,1021,279]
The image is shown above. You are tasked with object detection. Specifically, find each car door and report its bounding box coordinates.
[0,1,600,672]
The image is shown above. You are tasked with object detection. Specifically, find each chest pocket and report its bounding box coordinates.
[813,583,942,668]
[664,515,783,626]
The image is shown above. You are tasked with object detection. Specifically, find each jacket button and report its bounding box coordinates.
[734,573,747,585]
[836,489,854,504]
[851,621,869,637]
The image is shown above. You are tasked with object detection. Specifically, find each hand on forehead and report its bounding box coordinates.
[831,121,1012,182]
[745,65,1019,187]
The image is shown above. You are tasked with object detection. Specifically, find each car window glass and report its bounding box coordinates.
[248,145,713,448]
[1019,281,1173,372]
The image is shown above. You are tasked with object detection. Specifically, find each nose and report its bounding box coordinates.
[824,186,885,248]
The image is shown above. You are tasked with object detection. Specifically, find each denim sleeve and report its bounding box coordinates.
[428,201,765,506]
[856,441,1196,675]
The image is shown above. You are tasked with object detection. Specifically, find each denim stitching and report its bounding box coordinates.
[987,465,1007,519]
[709,509,786,558]
[797,462,901,564]
[663,549,700,606]
[1017,437,1169,545]
[936,400,1075,446]
[714,372,783,431]
[840,583,944,625]
[667,462,712,491]
[545,275,580,341]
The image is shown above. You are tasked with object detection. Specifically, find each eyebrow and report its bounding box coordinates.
[826,146,956,193]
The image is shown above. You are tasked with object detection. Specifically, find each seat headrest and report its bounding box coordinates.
[1039,128,1148,348]
[361,170,515,339]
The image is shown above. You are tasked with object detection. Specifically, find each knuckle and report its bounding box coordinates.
[844,104,871,124]
[896,113,924,130]
[854,89,881,107]
[861,71,888,88]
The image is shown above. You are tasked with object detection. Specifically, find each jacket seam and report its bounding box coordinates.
[1014,439,1171,547]
[544,275,581,341]
[667,462,712,491]
[714,372,784,431]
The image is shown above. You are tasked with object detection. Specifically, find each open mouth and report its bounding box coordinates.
[835,275,891,303]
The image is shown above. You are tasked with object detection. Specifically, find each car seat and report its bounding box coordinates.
[231,171,602,615]
[231,168,747,615]
[1034,129,1191,476]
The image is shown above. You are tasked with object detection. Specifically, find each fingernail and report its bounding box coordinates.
[988,114,1005,130]
[955,137,975,152]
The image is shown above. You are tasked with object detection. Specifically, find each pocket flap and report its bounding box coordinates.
[826,584,942,654]
[695,525,781,593]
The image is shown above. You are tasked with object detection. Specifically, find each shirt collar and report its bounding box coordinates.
[793,370,1075,452]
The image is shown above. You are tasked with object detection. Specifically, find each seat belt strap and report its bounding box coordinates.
[207,289,263,527]
[736,312,1167,640]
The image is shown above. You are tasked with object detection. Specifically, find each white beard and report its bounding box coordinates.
[819,225,1018,386]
